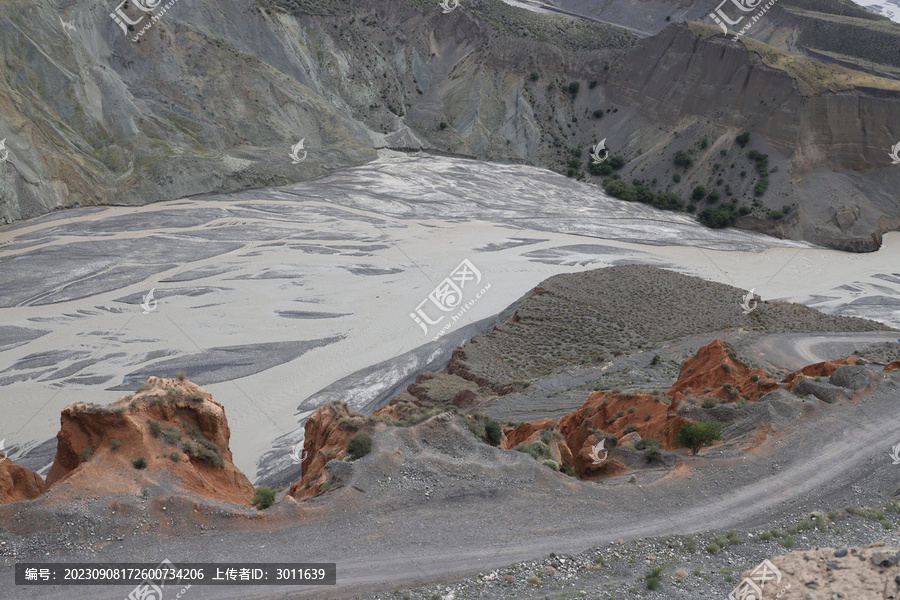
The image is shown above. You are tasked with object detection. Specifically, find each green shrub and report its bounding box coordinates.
[176,371,187,381]
[736,131,751,147]
[111,439,121,450]
[346,431,373,461]
[650,354,660,365]
[677,422,722,455]
[81,446,94,462]
[561,465,578,478]
[759,530,773,541]
[529,72,539,81]
[592,109,604,118]
[780,535,796,548]
[685,536,698,552]
[439,121,448,130]
[673,173,681,183]
[645,567,662,590]
[514,441,550,460]
[484,420,502,447]
[674,151,693,168]
[162,425,182,445]
[623,423,637,434]
[567,81,580,96]
[132,457,147,469]
[540,430,553,445]
[252,487,276,510]
[706,542,720,553]
[692,186,707,200]
[147,419,161,437]
[542,459,559,470]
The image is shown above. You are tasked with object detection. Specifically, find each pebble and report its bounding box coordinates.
[834,548,848,557]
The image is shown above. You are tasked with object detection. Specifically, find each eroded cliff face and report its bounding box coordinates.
[0,0,896,249]
[0,456,44,504]
[43,376,255,506]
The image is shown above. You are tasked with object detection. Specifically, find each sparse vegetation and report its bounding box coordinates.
[132,457,147,469]
[677,422,722,455]
[346,431,373,461]
[252,486,276,510]
[80,446,94,462]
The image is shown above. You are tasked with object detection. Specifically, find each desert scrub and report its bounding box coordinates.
[645,567,662,590]
[147,419,162,437]
[81,445,94,462]
[132,457,147,469]
[684,537,699,552]
[542,459,559,470]
[110,439,121,450]
[706,542,720,554]
[514,441,550,460]
[346,431,373,461]
[252,486,276,510]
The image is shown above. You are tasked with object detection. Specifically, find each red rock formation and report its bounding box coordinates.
[44,376,254,506]
[0,457,44,504]
[782,356,861,390]
[502,418,557,448]
[287,401,374,500]
[884,360,900,372]
[668,339,778,404]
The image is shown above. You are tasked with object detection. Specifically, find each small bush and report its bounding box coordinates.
[111,439,121,450]
[540,430,553,445]
[252,487,276,510]
[650,354,660,365]
[623,423,637,434]
[132,457,147,469]
[439,121,448,130]
[736,131,751,147]
[645,567,662,590]
[81,446,94,462]
[706,542,720,554]
[529,71,539,81]
[759,530,773,541]
[780,535,796,548]
[346,431,373,461]
[542,459,559,470]
[685,537,698,552]
[527,575,541,585]
[484,420,502,447]
[169,452,180,462]
[147,419,161,437]
[592,109,604,118]
[677,422,722,455]
[176,371,187,381]
[561,465,578,478]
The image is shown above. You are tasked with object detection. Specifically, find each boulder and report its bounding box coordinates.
[830,365,878,390]
[0,457,44,504]
[793,378,847,404]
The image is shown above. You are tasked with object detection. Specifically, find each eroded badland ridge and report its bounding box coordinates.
[3,265,900,599]
[0,0,898,248]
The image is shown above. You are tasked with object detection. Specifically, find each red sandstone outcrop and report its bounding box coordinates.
[0,456,44,504]
[884,360,900,372]
[44,376,254,506]
[782,356,861,390]
[668,339,778,404]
